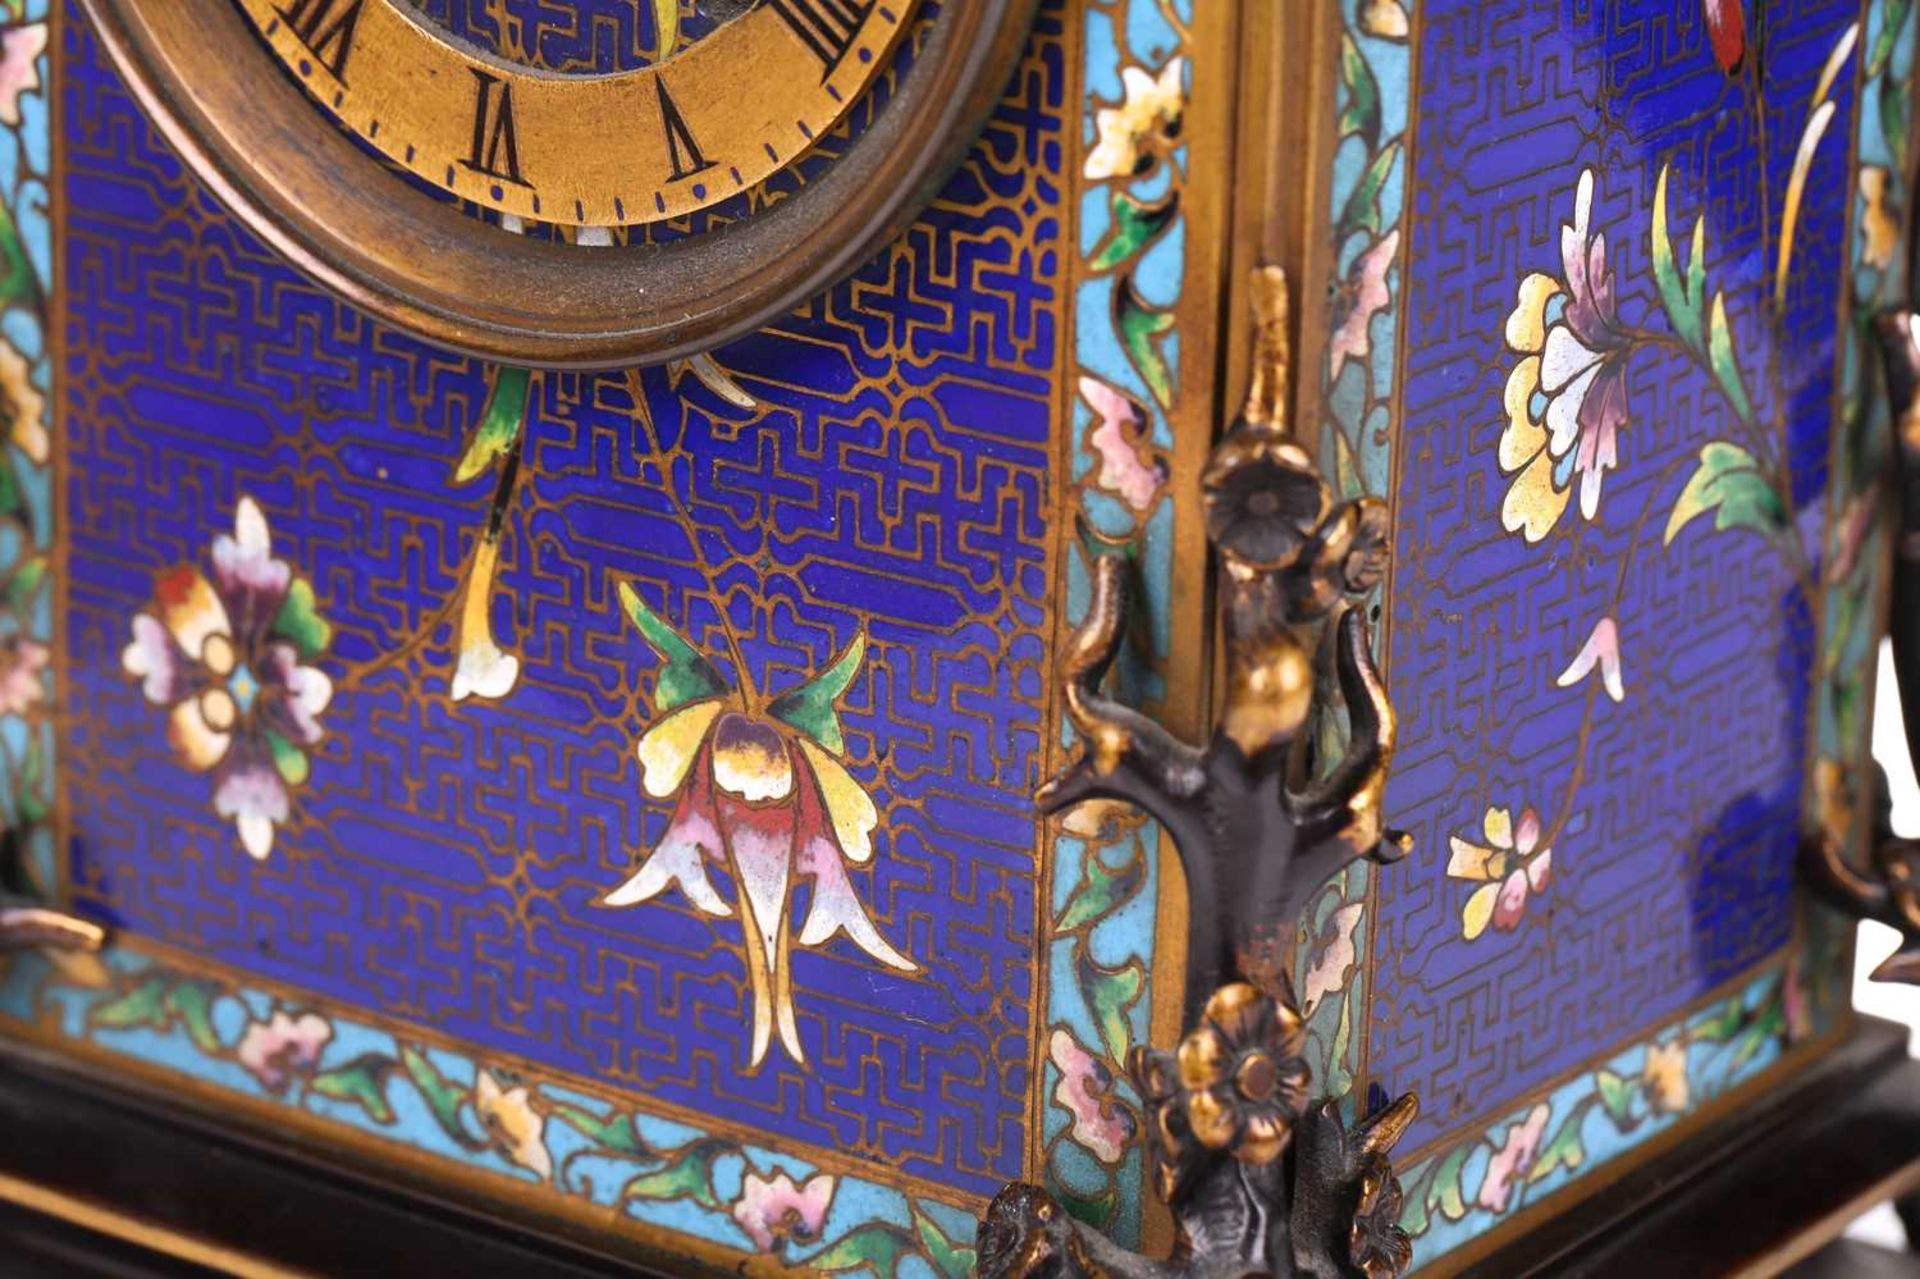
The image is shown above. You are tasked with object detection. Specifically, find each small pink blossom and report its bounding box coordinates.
[1477,1103,1550,1213]
[1049,1029,1135,1163]
[0,24,45,128]
[1329,230,1400,382]
[0,637,46,715]
[1556,616,1624,703]
[731,1169,836,1254]
[236,1010,331,1093]
[1080,377,1166,512]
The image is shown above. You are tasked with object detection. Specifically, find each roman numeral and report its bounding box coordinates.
[656,80,716,183]
[767,0,869,75]
[462,70,530,188]
[276,0,365,83]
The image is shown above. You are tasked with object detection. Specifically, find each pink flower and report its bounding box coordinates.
[1448,806,1553,940]
[731,1170,836,1254]
[236,1010,331,1093]
[0,637,46,715]
[0,24,45,128]
[1049,1030,1134,1163]
[121,498,333,861]
[1556,616,1624,703]
[1329,230,1400,382]
[1477,1103,1550,1213]
[1080,376,1166,512]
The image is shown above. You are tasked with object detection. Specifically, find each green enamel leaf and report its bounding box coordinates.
[617,581,728,713]
[1884,74,1911,185]
[163,981,222,1055]
[1691,996,1747,1043]
[767,633,866,754]
[1731,996,1786,1068]
[265,730,310,788]
[453,367,531,485]
[398,1044,476,1147]
[1332,428,1366,501]
[1423,1144,1472,1227]
[1337,33,1381,147]
[0,449,23,519]
[1051,1181,1118,1229]
[89,975,170,1033]
[1594,1069,1637,1127]
[807,1223,920,1275]
[1089,191,1179,273]
[1075,949,1145,1061]
[1323,984,1355,1100]
[309,1053,398,1125]
[1706,293,1756,424]
[618,1139,727,1211]
[911,1205,975,1279]
[1650,167,1705,351]
[6,554,44,612]
[547,1098,648,1156]
[1663,442,1787,547]
[0,195,41,312]
[1871,0,1913,76]
[1528,1107,1587,1183]
[16,737,46,825]
[1339,140,1400,237]
[1117,276,1176,410]
[271,578,332,661]
[1054,843,1147,933]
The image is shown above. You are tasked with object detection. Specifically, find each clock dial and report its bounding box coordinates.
[241,0,915,227]
[79,0,1037,365]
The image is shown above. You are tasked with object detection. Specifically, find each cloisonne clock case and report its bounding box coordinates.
[6,1,1920,1276]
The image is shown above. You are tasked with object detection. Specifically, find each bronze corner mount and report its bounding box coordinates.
[977,267,1417,1279]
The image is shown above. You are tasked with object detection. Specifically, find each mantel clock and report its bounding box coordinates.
[8,1,1920,1276]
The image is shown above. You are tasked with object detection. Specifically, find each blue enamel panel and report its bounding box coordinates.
[58,3,1067,1200]
[1369,0,1858,1153]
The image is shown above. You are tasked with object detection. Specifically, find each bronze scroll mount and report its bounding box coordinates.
[976,268,1417,1279]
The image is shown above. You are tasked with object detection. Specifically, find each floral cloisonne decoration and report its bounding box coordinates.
[601,583,915,1069]
[122,497,333,861]
[977,268,1418,1279]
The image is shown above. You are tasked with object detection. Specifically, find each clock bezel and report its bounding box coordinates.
[74,0,1041,370]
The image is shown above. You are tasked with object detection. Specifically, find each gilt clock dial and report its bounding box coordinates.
[79,0,1038,365]
[244,0,914,229]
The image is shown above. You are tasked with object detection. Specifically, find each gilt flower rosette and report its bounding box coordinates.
[602,583,917,1070]
[122,498,332,861]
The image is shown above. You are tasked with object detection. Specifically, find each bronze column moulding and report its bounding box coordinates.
[976,268,1417,1279]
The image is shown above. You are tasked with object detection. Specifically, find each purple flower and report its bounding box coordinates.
[1500,170,1632,542]
[730,1170,835,1254]
[122,498,332,860]
[1050,1030,1135,1163]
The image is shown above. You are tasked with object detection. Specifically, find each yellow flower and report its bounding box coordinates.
[603,586,916,1072]
[1861,166,1900,271]
[1448,805,1553,941]
[0,338,46,464]
[474,1069,552,1180]
[1085,58,1185,180]
[1642,1038,1689,1115]
[1498,170,1630,542]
